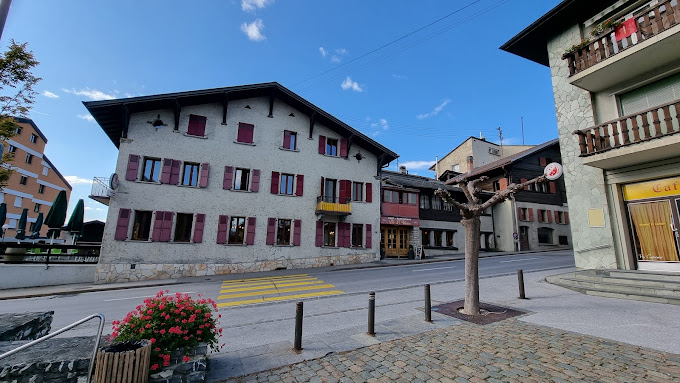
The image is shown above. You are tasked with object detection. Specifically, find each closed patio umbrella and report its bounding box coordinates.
[0,202,7,242]
[30,212,44,239]
[45,190,68,242]
[15,208,28,240]
[66,199,84,244]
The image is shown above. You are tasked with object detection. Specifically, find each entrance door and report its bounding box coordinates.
[629,200,680,270]
[519,226,529,251]
[382,226,410,258]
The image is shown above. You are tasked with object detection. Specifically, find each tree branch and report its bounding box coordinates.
[435,188,469,212]
[467,176,488,204]
[456,179,476,204]
[478,175,547,211]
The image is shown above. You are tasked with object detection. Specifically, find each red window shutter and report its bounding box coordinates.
[237,122,254,143]
[293,219,301,246]
[366,183,372,202]
[315,221,323,247]
[528,208,534,222]
[554,211,560,224]
[223,166,234,190]
[125,155,140,181]
[193,213,205,243]
[320,177,325,197]
[547,210,553,223]
[549,181,556,194]
[318,135,326,154]
[151,211,164,241]
[499,178,508,190]
[340,138,348,157]
[251,169,260,192]
[199,163,210,188]
[283,130,291,149]
[343,223,351,248]
[169,160,181,185]
[271,171,280,194]
[246,217,256,245]
[565,212,570,224]
[161,212,174,242]
[521,178,528,190]
[339,180,349,203]
[188,114,207,136]
[217,215,229,244]
[296,174,304,196]
[539,157,547,167]
[160,158,172,184]
[336,223,344,247]
[114,208,131,240]
[518,207,525,221]
[266,218,276,245]
[365,224,372,249]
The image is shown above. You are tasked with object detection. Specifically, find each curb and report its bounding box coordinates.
[0,280,188,301]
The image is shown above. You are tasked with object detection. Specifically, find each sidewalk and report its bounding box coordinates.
[208,267,680,382]
[0,249,568,300]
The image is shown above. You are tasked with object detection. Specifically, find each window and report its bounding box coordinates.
[228,217,246,244]
[14,196,22,208]
[324,179,336,201]
[446,231,454,247]
[38,184,44,194]
[187,114,207,137]
[142,158,161,182]
[619,72,680,115]
[181,163,200,186]
[25,153,33,164]
[15,127,21,135]
[452,164,460,172]
[8,145,15,153]
[421,229,431,246]
[559,235,569,245]
[33,203,40,213]
[538,183,548,193]
[434,231,443,247]
[556,211,565,224]
[352,182,363,201]
[383,189,392,203]
[280,173,294,195]
[30,134,37,143]
[352,224,363,247]
[29,222,36,232]
[173,213,193,242]
[492,180,501,192]
[326,138,338,156]
[237,122,254,144]
[131,210,152,241]
[277,219,292,245]
[42,167,48,176]
[283,131,297,150]
[323,222,336,246]
[407,193,417,205]
[234,168,250,191]
[519,208,528,221]
[420,195,430,209]
[19,176,27,185]
[432,196,442,210]
[538,227,554,244]
[538,209,548,223]
[443,200,455,211]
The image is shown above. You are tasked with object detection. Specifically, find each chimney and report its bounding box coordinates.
[399,165,407,174]
[466,156,474,170]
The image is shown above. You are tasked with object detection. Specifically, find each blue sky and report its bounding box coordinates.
[2,0,561,221]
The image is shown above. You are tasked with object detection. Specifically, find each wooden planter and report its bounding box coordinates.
[93,340,152,383]
[4,247,27,263]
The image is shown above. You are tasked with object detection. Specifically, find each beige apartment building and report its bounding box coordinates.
[1,117,72,238]
[429,136,533,176]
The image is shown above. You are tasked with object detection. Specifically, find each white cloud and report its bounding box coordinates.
[41,90,59,99]
[341,76,364,92]
[77,114,95,122]
[319,47,327,57]
[399,160,436,170]
[369,118,389,137]
[392,74,407,80]
[64,175,92,185]
[241,19,266,41]
[336,48,348,55]
[63,88,116,101]
[416,99,451,120]
[327,48,348,63]
[241,0,274,12]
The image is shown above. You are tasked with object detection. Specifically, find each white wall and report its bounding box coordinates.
[0,264,95,288]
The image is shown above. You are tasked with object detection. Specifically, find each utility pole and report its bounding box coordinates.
[521,117,525,145]
[497,126,503,157]
[0,0,12,42]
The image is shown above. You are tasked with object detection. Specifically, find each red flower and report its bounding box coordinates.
[151,364,159,371]
[183,356,191,362]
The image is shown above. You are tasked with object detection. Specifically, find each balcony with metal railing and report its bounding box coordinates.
[315,196,352,216]
[574,98,680,169]
[89,177,112,206]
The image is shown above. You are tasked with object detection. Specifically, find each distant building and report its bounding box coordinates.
[430,136,534,176]
[80,220,105,243]
[0,117,72,238]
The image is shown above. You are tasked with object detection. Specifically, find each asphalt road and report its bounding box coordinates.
[0,250,574,347]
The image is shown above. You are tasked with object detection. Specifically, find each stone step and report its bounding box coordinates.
[547,276,680,305]
[571,273,680,289]
[604,269,680,283]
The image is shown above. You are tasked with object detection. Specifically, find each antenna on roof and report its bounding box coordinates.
[521,117,525,145]
[497,126,503,157]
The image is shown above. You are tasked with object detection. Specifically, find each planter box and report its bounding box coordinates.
[149,344,208,383]
[93,340,152,383]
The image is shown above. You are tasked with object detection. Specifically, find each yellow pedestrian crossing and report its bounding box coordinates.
[216,274,343,308]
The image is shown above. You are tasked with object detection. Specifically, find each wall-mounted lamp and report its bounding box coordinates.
[355,152,364,162]
[147,114,168,129]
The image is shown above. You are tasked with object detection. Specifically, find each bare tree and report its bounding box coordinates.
[435,173,547,315]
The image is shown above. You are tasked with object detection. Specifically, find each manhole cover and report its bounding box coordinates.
[432,300,526,325]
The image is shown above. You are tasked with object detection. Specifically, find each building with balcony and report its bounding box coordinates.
[0,117,72,238]
[84,83,397,283]
[429,136,534,176]
[502,0,680,271]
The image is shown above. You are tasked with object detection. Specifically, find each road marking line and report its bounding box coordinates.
[217,284,336,300]
[220,277,318,288]
[104,292,196,302]
[500,257,539,263]
[412,266,457,272]
[217,290,344,308]
[220,274,309,284]
[220,280,325,294]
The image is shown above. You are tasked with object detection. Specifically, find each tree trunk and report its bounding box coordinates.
[461,215,481,315]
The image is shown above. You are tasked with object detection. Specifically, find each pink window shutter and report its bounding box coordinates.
[266,218,276,245]
[283,130,291,149]
[315,221,323,247]
[318,135,326,154]
[188,114,207,136]
[161,212,174,242]
[193,213,205,243]
[549,182,556,194]
[271,171,280,194]
[199,163,210,188]
[366,183,372,202]
[114,208,131,240]
[340,138,348,157]
[216,215,229,244]
[125,155,140,181]
[238,122,254,143]
[521,178,528,191]
[295,174,304,196]
[554,211,560,224]
[539,157,547,167]
[293,219,301,246]
[151,211,164,241]
[223,166,234,190]
[169,160,181,185]
[342,223,350,248]
[251,169,260,192]
[365,224,372,249]
[320,177,325,197]
[547,210,553,223]
[336,223,343,247]
[518,207,525,221]
[160,159,172,184]
[565,212,570,224]
[339,180,350,203]
[246,217,256,245]
[528,208,534,222]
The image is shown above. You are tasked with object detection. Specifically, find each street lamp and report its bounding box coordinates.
[1,223,8,242]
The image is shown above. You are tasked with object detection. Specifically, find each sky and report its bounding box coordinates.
[1,0,562,222]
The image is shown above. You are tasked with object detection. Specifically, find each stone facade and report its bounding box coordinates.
[150,344,208,383]
[0,312,53,342]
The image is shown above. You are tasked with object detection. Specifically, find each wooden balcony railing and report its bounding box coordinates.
[315,196,351,215]
[574,99,680,156]
[563,0,679,76]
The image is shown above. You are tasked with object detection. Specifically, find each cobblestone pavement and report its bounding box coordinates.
[225,319,680,382]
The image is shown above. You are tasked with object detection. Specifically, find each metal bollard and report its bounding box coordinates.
[293,301,303,352]
[518,269,526,299]
[367,292,375,336]
[424,284,432,322]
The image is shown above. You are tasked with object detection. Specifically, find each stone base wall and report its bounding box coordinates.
[0,312,53,342]
[95,252,378,283]
[150,344,208,383]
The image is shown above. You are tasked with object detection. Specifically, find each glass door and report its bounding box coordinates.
[629,200,680,269]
